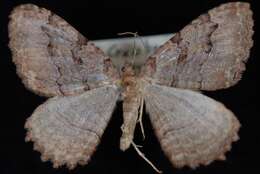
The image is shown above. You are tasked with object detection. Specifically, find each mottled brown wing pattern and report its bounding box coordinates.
[9,4,119,97]
[142,2,253,90]
[144,84,240,168]
[25,86,119,169]
[8,2,254,173]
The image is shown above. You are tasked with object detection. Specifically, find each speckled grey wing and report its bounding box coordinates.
[142,2,253,90]
[144,84,240,168]
[25,85,119,169]
[9,4,118,97]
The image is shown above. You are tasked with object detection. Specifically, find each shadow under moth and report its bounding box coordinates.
[8,2,254,172]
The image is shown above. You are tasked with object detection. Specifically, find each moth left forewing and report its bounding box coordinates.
[25,85,119,169]
[9,4,119,97]
[143,84,240,168]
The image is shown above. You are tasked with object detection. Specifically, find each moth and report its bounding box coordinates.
[9,2,254,172]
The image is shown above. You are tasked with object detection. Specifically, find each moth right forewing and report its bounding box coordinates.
[141,2,253,91]
[143,84,240,168]
[25,85,119,169]
[9,4,119,97]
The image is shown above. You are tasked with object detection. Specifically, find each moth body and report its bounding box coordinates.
[120,64,142,151]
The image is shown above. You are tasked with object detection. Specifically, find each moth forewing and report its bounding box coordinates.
[141,2,253,91]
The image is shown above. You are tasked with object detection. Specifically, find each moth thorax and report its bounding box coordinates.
[121,65,137,86]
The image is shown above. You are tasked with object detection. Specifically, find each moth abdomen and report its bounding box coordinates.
[120,64,141,151]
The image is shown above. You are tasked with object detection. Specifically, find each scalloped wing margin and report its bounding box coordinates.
[25,85,119,169]
[144,84,240,168]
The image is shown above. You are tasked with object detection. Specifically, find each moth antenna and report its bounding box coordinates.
[132,142,162,173]
[132,33,137,66]
[118,32,139,67]
[135,33,148,68]
[118,32,138,35]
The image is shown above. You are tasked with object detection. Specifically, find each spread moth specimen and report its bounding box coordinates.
[9,2,253,172]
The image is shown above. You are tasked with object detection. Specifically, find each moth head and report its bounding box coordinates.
[121,63,135,76]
